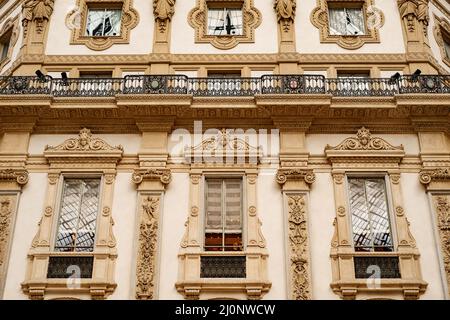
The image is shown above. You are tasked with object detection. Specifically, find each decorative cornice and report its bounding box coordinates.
[419,167,450,185]
[0,169,29,185]
[45,128,123,152]
[132,169,172,185]
[326,127,404,151]
[276,169,316,186]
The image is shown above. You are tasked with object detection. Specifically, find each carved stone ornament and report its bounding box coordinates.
[419,168,450,185]
[287,195,311,299]
[0,197,12,266]
[311,0,384,50]
[274,0,296,32]
[45,128,123,152]
[398,0,429,36]
[21,0,55,37]
[132,169,172,185]
[0,169,29,186]
[434,196,450,295]
[185,128,262,163]
[276,169,316,186]
[153,0,176,32]
[433,14,450,68]
[188,0,262,50]
[67,0,139,51]
[326,127,403,151]
[136,196,160,299]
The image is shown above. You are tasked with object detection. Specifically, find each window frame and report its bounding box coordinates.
[311,0,384,50]
[344,173,397,253]
[51,174,104,253]
[0,15,19,70]
[203,176,245,252]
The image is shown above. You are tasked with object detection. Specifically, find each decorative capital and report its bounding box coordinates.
[132,169,172,185]
[0,169,29,186]
[22,0,55,35]
[45,128,123,152]
[274,0,296,31]
[326,127,403,151]
[419,168,450,185]
[276,169,315,186]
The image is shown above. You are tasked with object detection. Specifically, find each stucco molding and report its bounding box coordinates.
[432,195,450,297]
[310,0,384,50]
[276,169,316,186]
[135,195,160,299]
[419,167,450,185]
[0,169,29,186]
[21,0,55,38]
[67,0,139,51]
[131,169,172,186]
[188,0,262,50]
[153,0,175,32]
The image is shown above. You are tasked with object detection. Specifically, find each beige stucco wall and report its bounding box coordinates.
[297,0,406,54]
[3,173,47,300]
[171,0,278,54]
[45,0,154,55]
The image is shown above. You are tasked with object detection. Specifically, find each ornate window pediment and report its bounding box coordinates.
[184,129,262,164]
[188,0,262,50]
[311,0,384,50]
[66,0,139,51]
[22,129,123,300]
[433,14,450,68]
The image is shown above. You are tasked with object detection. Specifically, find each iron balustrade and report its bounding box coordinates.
[326,77,399,97]
[261,74,326,94]
[1,74,450,97]
[123,75,188,94]
[188,77,260,96]
[52,77,123,97]
[0,76,52,95]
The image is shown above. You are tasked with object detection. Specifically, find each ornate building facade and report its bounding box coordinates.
[0,0,449,300]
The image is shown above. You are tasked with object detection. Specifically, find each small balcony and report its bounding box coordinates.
[1,74,449,97]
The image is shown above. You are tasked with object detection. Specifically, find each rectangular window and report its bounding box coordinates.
[207,70,242,78]
[0,28,12,62]
[348,177,394,252]
[207,6,243,36]
[79,71,114,78]
[328,6,365,36]
[337,70,370,78]
[54,178,101,252]
[205,178,243,251]
[86,8,122,37]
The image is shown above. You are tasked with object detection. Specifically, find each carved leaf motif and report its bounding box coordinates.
[434,196,450,295]
[0,197,12,266]
[287,195,310,300]
[136,196,160,299]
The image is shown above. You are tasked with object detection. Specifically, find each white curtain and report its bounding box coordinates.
[329,8,365,36]
[86,9,122,37]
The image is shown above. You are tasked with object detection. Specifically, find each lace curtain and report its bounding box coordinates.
[329,8,365,36]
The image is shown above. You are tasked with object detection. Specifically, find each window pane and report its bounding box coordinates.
[55,178,100,252]
[348,178,372,250]
[225,179,241,230]
[86,9,122,36]
[206,179,222,230]
[348,178,393,252]
[329,8,347,35]
[346,8,365,35]
[207,8,243,36]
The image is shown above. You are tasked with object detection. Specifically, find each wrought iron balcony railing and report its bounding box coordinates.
[1,74,450,97]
